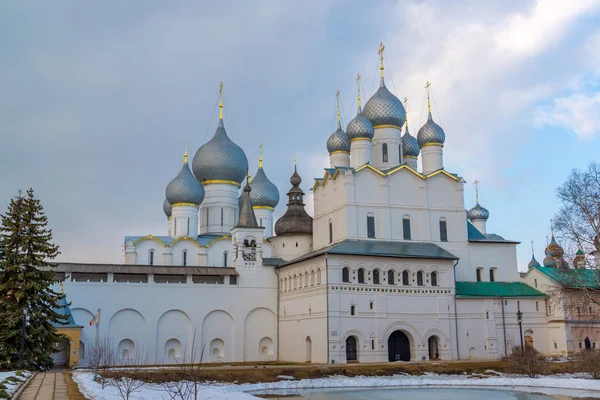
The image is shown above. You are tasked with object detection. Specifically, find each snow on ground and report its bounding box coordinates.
[73,370,600,400]
[0,371,31,396]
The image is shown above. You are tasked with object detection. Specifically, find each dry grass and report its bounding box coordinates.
[64,373,88,400]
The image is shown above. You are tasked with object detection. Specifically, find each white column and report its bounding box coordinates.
[199,183,240,235]
[371,126,402,169]
[329,152,350,168]
[171,205,199,237]
[254,207,274,237]
[421,144,444,174]
[404,156,418,170]
[472,219,487,235]
[350,139,372,168]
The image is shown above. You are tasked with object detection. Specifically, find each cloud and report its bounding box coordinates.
[534,92,600,140]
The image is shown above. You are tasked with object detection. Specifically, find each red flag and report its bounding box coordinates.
[89,309,101,326]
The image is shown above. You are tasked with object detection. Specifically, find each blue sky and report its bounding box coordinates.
[0,0,599,270]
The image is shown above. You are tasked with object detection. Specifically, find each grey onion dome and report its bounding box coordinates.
[417,111,446,146]
[467,202,490,221]
[543,248,557,268]
[402,125,420,157]
[346,111,374,141]
[166,160,205,205]
[327,123,351,154]
[192,119,248,185]
[363,78,406,128]
[238,167,280,209]
[528,254,541,269]
[163,199,172,218]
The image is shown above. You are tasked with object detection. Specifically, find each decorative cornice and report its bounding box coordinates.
[133,235,167,247]
[171,202,199,208]
[330,150,350,155]
[425,169,461,181]
[403,155,417,159]
[169,235,203,248]
[350,138,372,143]
[205,235,231,248]
[420,142,444,148]
[373,124,402,130]
[253,206,275,211]
[201,180,241,187]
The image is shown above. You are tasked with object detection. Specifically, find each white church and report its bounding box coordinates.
[54,45,569,367]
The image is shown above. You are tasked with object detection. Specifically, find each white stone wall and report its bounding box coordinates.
[421,144,443,174]
[199,183,240,235]
[350,139,372,168]
[371,126,402,170]
[270,235,312,261]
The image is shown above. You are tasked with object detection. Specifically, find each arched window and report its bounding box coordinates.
[373,269,381,284]
[187,218,190,235]
[417,271,424,286]
[149,249,155,266]
[329,220,333,243]
[220,207,224,227]
[439,218,448,242]
[182,250,188,266]
[305,272,309,287]
[388,270,395,285]
[403,216,411,240]
[311,270,315,286]
[223,251,228,266]
[476,268,483,282]
[382,143,388,162]
[431,271,438,286]
[358,268,365,284]
[399,145,402,164]
[317,269,322,285]
[342,267,350,283]
[402,270,410,285]
[174,219,177,235]
[490,268,496,282]
[367,214,375,238]
[294,275,298,290]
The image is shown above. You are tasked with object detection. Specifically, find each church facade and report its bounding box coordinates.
[54,46,574,367]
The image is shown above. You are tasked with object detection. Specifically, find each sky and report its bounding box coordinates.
[1,0,599,271]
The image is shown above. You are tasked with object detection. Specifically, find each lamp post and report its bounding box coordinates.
[516,308,524,350]
[19,307,28,370]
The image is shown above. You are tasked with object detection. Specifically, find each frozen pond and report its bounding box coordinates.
[255,387,600,399]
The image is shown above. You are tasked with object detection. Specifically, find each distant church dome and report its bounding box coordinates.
[543,248,557,268]
[417,111,446,146]
[163,199,172,218]
[363,78,406,128]
[238,164,280,210]
[546,235,565,259]
[528,254,541,269]
[467,203,490,221]
[275,166,313,236]
[192,118,248,185]
[402,125,420,158]
[166,152,205,206]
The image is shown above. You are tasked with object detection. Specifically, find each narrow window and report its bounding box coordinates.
[417,271,424,286]
[358,268,365,284]
[534,279,537,288]
[223,252,228,266]
[371,339,375,350]
[554,343,558,349]
[476,268,482,282]
[439,218,448,242]
[342,267,350,283]
[388,270,395,285]
[311,270,315,285]
[402,270,410,286]
[399,145,402,164]
[220,207,224,227]
[536,301,539,312]
[149,250,154,266]
[183,250,187,266]
[206,208,209,226]
[578,306,581,316]
[369,301,374,310]
[486,311,489,319]
[373,269,380,284]
[260,218,263,227]
[317,269,321,285]
[174,219,177,235]
[431,271,438,286]
[329,220,333,244]
[590,306,593,315]
[579,342,583,349]
[187,218,190,236]
[351,305,356,316]
[489,268,495,282]
[230,275,237,285]
[382,143,388,162]
[367,215,375,238]
[403,217,411,240]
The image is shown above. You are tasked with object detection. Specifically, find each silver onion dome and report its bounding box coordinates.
[402,125,420,157]
[327,123,351,154]
[347,112,374,141]
[163,199,172,218]
[166,158,205,205]
[363,79,406,128]
[238,167,280,209]
[417,111,446,146]
[467,203,490,221]
[192,119,248,185]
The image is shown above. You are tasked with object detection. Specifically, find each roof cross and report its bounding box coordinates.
[259,144,263,168]
[473,179,480,203]
[425,81,432,113]
[378,43,385,77]
[219,81,224,119]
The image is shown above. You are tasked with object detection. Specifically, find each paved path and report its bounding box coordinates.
[18,372,69,400]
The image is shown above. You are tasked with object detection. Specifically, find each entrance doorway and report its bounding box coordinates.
[388,331,410,362]
[346,336,358,362]
[52,338,70,366]
[524,336,534,349]
[305,337,312,363]
[428,336,440,360]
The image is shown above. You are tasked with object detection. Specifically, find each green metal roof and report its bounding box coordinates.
[534,266,600,289]
[279,239,458,267]
[455,281,546,298]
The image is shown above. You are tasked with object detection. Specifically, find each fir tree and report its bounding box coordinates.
[0,189,66,370]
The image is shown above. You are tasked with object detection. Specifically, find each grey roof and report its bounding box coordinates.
[467,221,519,244]
[362,78,406,128]
[402,125,420,157]
[279,239,458,267]
[52,262,238,275]
[192,118,248,185]
[327,124,351,154]
[275,166,313,236]
[237,180,260,229]
[163,199,172,218]
[467,202,489,221]
[346,110,374,141]
[417,112,446,146]
[239,167,279,209]
[166,161,205,205]
[262,257,286,267]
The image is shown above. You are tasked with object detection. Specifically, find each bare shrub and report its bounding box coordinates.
[503,346,547,378]
[576,349,600,379]
[110,348,148,400]
[87,335,117,389]
[160,330,206,400]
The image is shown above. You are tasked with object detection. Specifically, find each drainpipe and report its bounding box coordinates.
[501,296,507,357]
[325,253,330,364]
[453,259,460,360]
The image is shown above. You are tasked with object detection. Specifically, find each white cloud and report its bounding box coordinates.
[534,92,600,140]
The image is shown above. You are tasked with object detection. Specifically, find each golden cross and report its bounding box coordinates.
[473,179,480,203]
[259,144,263,168]
[425,81,431,112]
[403,97,408,122]
[378,43,385,75]
[219,81,224,119]
[356,74,362,108]
[336,90,341,122]
[531,240,535,255]
[219,81,223,98]
[293,154,296,165]
[183,140,188,164]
